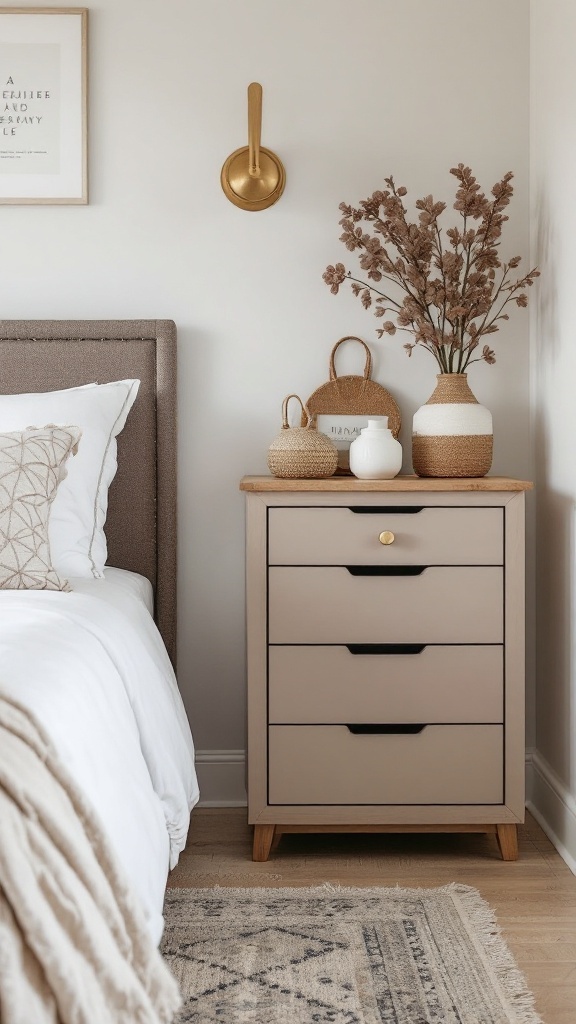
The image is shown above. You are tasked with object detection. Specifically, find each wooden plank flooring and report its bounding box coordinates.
[168,808,576,1024]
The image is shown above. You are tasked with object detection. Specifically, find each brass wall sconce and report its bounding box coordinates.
[221,82,286,211]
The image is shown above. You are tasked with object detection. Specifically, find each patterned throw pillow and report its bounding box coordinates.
[0,426,81,591]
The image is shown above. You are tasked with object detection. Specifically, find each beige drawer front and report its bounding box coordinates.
[268,507,503,566]
[268,566,503,644]
[268,725,503,805]
[268,645,503,724]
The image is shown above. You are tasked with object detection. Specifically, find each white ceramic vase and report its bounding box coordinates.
[412,374,493,478]
[349,417,403,480]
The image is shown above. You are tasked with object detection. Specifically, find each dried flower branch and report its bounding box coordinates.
[323,165,539,372]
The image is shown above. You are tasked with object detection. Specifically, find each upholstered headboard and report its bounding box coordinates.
[0,319,177,667]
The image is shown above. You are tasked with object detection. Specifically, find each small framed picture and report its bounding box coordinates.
[0,7,87,204]
[316,414,369,472]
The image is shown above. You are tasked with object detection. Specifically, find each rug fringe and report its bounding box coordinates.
[448,883,543,1024]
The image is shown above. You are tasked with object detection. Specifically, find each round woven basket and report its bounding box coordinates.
[304,337,401,473]
[268,394,338,479]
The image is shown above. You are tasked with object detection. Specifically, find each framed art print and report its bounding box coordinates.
[315,413,369,450]
[0,7,87,204]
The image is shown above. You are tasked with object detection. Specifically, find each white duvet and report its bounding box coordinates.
[0,568,199,945]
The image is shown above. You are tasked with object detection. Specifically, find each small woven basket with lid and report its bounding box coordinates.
[267,394,338,479]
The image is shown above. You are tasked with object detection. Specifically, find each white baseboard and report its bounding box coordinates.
[525,746,534,805]
[526,748,576,876]
[195,749,247,807]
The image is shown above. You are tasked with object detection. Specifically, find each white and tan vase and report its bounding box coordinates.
[412,373,493,478]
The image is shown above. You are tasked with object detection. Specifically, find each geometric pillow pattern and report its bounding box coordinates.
[0,426,81,591]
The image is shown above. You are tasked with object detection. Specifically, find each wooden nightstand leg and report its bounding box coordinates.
[253,824,276,862]
[270,828,283,854]
[496,823,519,861]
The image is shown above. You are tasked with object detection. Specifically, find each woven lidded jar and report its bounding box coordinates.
[268,394,338,479]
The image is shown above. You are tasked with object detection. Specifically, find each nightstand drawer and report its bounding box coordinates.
[268,566,503,644]
[268,507,503,566]
[268,645,503,723]
[268,725,504,805]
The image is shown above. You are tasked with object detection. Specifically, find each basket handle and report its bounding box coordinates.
[329,336,372,381]
[282,393,311,429]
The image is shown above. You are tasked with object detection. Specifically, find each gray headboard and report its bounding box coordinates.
[0,319,177,667]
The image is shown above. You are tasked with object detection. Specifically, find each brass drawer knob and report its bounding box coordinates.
[379,530,395,545]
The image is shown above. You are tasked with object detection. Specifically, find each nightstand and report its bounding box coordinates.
[240,475,532,862]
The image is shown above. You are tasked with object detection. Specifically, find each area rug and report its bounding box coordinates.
[161,884,542,1024]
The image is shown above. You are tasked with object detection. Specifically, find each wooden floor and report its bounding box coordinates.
[168,808,576,1024]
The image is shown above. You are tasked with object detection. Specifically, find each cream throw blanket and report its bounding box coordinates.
[0,688,181,1024]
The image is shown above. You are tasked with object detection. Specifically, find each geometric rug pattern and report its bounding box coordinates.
[162,884,542,1024]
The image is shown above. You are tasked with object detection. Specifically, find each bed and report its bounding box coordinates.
[0,319,199,947]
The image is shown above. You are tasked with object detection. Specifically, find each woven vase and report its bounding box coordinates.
[412,374,493,478]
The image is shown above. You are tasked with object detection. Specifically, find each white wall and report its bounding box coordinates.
[0,0,531,799]
[529,0,576,869]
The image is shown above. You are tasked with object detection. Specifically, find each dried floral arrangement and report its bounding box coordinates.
[323,164,539,373]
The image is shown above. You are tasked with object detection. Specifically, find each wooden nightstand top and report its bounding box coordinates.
[239,474,533,493]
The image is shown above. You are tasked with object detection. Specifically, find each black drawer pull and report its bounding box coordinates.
[349,506,424,514]
[347,724,426,734]
[346,644,426,656]
[345,565,426,576]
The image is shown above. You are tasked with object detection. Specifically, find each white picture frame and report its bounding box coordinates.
[315,413,369,451]
[0,7,87,204]
[315,413,370,472]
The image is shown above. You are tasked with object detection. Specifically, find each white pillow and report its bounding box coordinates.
[0,380,139,578]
